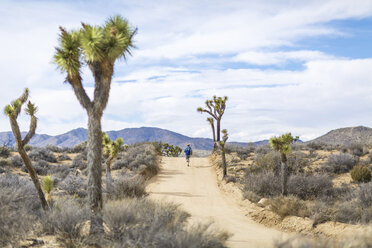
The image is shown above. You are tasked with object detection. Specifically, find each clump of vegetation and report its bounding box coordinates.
[0,146,10,158]
[10,155,23,167]
[0,173,41,246]
[57,153,71,161]
[102,198,230,248]
[59,174,87,198]
[321,153,357,174]
[112,143,159,177]
[161,143,182,157]
[108,174,147,199]
[351,165,371,183]
[268,196,310,219]
[288,174,333,200]
[244,171,281,198]
[28,148,57,163]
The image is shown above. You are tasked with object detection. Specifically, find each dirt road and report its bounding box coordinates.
[148,157,288,248]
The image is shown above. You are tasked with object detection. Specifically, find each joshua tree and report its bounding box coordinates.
[54,15,137,234]
[197,96,228,149]
[269,133,298,196]
[161,143,182,157]
[102,132,123,183]
[4,89,49,210]
[217,129,229,178]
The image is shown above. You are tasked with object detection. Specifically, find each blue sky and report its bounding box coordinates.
[1,0,372,142]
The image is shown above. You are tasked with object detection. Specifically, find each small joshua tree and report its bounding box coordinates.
[217,129,229,178]
[42,175,55,205]
[4,89,49,210]
[197,96,228,149]
[54,15,136,234]
[162,143,182,157]
[269,133,298,196]
[102,132,123,183]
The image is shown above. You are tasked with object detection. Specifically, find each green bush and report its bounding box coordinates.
[351,165,371,183]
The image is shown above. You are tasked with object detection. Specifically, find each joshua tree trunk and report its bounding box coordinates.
[105,157,114,192]
[221,148,227,178]
[280,153,288,196]
[216,118,221,142]
[9,116,48,210]
[87,112,103,234]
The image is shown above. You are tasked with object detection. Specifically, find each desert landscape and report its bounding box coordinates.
[1,1,372,248]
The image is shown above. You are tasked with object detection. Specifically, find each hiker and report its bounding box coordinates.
[184,144,193,166]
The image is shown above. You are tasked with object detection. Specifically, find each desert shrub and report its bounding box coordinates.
[274,230,372,248]
[70,141,87,153]
[287,151,310,174]
[0,158,11,168]
[59,174,87,198]
[103,198,229,248]
[334,200,362,224]
[254,144,271,155]
[225,175,237,183]
[0,146,10,158]
[57,153,71,161]
[48,164,70,180]
[310,201,335,226]
[71,153,87,170]
[306,142,324,150]
[28,148,57,163]
[112,144,159,175]
[21,160,50,175]
[10,155,23,167]
[24,144,33,151]
[42,175,54,194]
[225,144,253,160]
[243,171,281,197]
[351,165,371,183]
[268,196,310,219]
[243,191,261,203]
[348,143,365,157]
[356,182,372,208]
[253,151,281,174]
[288,174,333,200]
[40,196,88,241]
[321,153,357,174]
[108,174,147,199]
[46,144,63,153]
[0,173,41,246]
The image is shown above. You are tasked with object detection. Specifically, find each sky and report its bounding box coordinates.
[1,0,372,142]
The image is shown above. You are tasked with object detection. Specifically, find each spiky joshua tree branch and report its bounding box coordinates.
[4,89,49,210]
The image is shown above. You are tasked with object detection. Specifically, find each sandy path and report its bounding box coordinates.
[148,157,288,248]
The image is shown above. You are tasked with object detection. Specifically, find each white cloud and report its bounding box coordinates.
[1,0,372,144]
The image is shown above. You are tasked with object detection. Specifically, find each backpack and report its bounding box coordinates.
[185,146,192,155]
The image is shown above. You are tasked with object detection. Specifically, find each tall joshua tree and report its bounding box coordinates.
[54,15,137,234]
[269,133,298,196]
[197,96,228,148]
[4,89,49,210]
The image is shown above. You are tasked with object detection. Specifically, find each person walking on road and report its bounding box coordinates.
[184,144,193,166]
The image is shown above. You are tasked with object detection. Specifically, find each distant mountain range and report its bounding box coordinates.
[0,127,251,150]
[1,126,371,150]
[310,126,372,146]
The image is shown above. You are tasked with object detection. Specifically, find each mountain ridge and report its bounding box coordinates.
[0,127,251,150]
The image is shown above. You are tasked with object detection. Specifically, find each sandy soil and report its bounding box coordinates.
[148,157,289,248]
